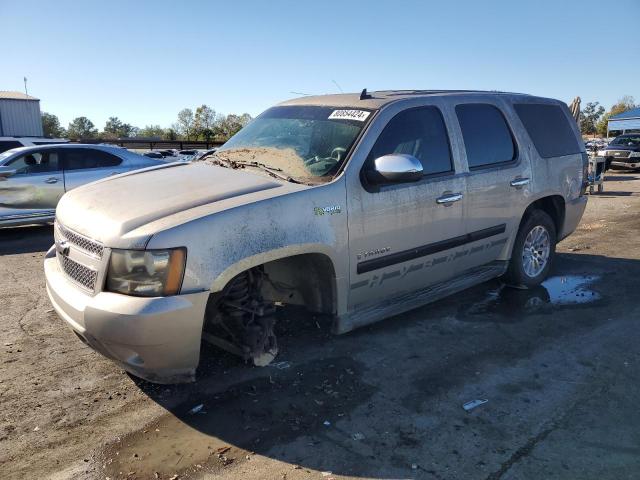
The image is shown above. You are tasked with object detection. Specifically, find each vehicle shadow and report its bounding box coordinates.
[120,252,634,479]
[0,224,54,255]
[595,191,634,197]
[605,175,639,182]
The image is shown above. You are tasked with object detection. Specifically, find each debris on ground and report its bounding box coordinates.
[323,420,331,426]
[216,446,231,455]
[321,472,333,477]
[463,399,488,411]
[270,361,292,370]
[411,463,419,470]
[352,432,365,440]
[188,404,204,415]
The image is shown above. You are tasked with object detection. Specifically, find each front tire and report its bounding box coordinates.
[504,210,556,288]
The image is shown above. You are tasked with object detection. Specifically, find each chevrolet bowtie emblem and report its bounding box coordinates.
[55,240,70,256]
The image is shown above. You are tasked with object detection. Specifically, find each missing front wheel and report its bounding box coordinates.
[202,269,279,366]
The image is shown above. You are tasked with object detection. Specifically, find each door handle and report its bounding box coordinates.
[44,177,59,184]
[436,193,463,205]
[510,177,530,188]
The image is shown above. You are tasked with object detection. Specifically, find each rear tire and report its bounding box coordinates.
[504,210,556,288]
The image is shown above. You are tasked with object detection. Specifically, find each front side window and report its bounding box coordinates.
[367,106,453,176]
[7,150,60,174]
[456,104,516,168]
[213,106,372,182]
[514,103,581,158]
[63,149,122,170]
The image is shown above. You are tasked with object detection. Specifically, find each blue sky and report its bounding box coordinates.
[2,0,638,130]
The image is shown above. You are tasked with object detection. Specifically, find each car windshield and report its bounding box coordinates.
[610,135,640,146]
[209,105,373,182]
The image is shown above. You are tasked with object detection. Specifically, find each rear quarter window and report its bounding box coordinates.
[513,103,581,158]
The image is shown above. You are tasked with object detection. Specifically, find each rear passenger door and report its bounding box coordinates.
[453,101,532,269]
[61,148,126,191]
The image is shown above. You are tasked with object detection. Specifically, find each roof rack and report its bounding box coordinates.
[379,89,525,97]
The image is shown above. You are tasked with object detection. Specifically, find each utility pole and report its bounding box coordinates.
[23,77,28,96]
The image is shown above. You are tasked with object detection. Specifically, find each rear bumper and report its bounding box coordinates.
[559,196,587,241]
[44,247,210,383]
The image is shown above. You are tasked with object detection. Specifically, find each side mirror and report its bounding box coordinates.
[366,154,423,185]
[0,166,17,179]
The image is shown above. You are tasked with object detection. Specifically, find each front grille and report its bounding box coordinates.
[56,223,104,258]
[59,255,98,291]
[607,150,631,159]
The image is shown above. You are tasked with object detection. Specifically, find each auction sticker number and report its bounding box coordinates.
[328,110,371,122]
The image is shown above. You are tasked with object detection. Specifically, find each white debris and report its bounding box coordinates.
[463,399,488,411]
[188,404,204,415]
[352,432,365,441]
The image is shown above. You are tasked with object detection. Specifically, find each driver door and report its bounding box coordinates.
[0,149,64,223]
[347,105,468,309]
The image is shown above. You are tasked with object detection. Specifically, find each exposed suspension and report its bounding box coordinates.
[203,268,278,366]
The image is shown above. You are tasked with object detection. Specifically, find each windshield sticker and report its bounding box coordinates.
[328,110,371,122]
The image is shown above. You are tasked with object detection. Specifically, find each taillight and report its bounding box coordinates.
[580,152,589,196]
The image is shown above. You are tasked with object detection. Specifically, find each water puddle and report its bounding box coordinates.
[459,275,601,321]
[541,275,601,305]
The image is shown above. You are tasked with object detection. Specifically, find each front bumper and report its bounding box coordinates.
[611,160,640,169]
[44,246,210,383]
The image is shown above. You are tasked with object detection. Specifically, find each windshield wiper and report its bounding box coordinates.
[232,160,301,184]
[205,154,302,184]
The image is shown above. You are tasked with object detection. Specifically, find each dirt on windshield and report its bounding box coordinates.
[206,147,315,179]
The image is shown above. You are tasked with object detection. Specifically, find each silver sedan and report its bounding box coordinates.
[0,144,166,227]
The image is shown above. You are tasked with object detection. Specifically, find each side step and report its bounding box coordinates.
[334,261,507,334]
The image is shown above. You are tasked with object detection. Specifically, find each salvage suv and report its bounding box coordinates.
[44,90,587,383]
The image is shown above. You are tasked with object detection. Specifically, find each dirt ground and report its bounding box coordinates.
[2,173,640,480]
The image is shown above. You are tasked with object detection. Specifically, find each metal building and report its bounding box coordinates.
[0,91,43,136]
[608,107,640,136]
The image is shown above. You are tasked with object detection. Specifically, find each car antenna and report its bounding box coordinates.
[360,88,372,100]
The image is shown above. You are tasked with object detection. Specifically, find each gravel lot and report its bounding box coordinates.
[2,174,640,480]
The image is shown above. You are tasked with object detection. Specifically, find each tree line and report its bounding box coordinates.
[41,105,252,142]
[579,95,637,137]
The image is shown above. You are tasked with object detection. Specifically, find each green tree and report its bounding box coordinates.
[176,108,195,140]
[597,96,637,136]
[163,128,178,141]
[217,113,252,140]
[193,105,218,140]
[41,112,65,137]
[579,102,605,136]
[67,116,98,139]
[103,117,136,138]
[137,125,166,139]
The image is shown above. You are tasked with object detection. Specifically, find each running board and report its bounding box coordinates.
[334,261,508,334]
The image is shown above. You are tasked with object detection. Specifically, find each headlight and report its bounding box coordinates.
[107,248,186,296]
[630,152,640,158]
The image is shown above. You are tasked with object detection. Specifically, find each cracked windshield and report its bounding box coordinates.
[205,106,371,182]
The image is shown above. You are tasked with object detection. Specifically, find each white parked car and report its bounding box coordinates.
[0,136,68,154]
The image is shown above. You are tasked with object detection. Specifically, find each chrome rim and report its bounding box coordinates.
[522,225,551,278]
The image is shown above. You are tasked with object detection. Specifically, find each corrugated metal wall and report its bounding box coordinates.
[0,99,43,136]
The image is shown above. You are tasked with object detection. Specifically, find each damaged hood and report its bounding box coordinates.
[56,162,297,247]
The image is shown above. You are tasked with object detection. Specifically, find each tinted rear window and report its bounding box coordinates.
[63,149,122,170]
[514,103,581,158]
[455,104,516,168]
